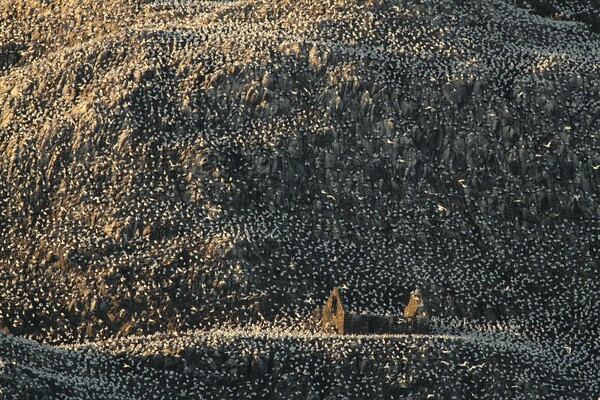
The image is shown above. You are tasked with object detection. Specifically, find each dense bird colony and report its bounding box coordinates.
[0,327,593,399]
[1,0,599,398]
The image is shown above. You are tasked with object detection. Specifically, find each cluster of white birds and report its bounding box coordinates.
[1,0,599,398]
[0,326,593,399]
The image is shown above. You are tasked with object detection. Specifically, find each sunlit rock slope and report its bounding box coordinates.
[1,0,599,398]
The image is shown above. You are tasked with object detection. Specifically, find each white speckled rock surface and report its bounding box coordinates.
[1,0,598,398]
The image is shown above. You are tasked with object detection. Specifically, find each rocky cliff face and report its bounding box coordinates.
[1,0,599,398]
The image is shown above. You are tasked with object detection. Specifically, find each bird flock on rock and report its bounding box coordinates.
[0,326,593,399]
[0,0,599,398]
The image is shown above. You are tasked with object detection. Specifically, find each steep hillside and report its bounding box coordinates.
[1,0,599,398]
